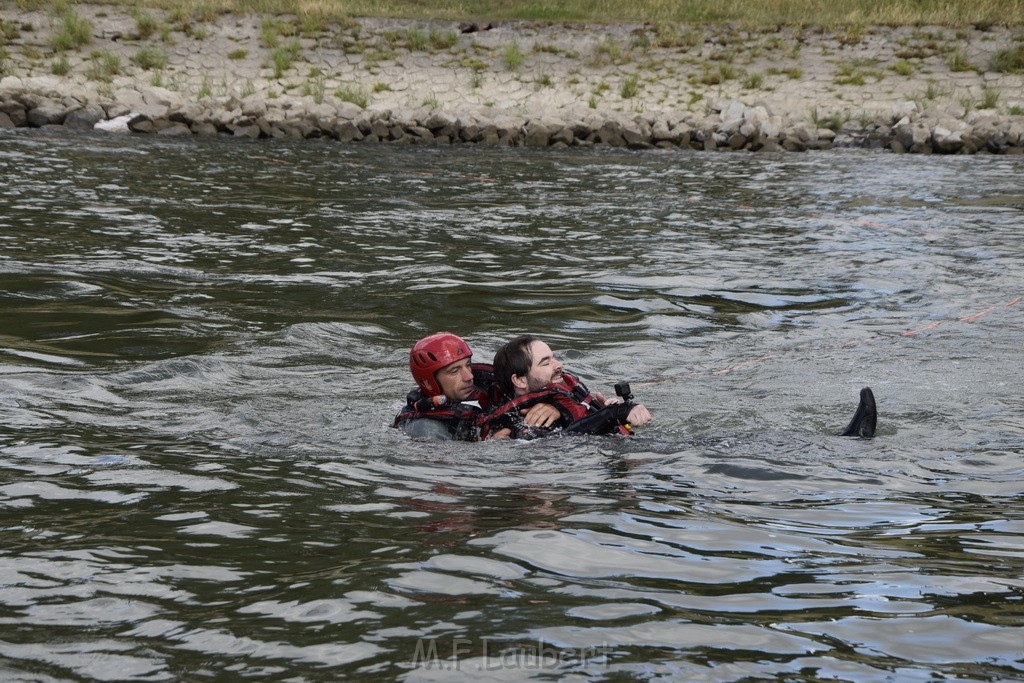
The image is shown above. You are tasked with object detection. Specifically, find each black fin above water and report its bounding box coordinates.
[838,387,877,438]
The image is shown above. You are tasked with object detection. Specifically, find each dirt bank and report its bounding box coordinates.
[2,5,1023,151]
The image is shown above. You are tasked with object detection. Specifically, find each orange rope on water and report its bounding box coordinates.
[635,294,1022,388]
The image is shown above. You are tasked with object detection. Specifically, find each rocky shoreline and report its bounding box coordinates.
[2,5,1023,153]
[6,89,1024,154]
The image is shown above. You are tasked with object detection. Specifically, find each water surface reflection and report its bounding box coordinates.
[1,131,1022,680]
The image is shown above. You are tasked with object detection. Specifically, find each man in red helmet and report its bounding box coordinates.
[393,333,560,441]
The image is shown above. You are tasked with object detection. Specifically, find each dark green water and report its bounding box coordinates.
[1,130,1022,682]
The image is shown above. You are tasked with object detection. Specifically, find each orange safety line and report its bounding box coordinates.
[711,354,781,375]
[635,294,1021,388]
[902,321,943,336]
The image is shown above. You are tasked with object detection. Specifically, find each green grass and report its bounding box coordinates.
[428,28,458,50]
[46,0,1023,27]
[132,45,167,70]
[197,74,213,98]
[947,48,977,72]
[768,66,803,79]
[620,73,640,98]
[989,43,1024,72]
[981,86,1001,109]
[502,40,523,70]
[260,17,294,49]
[920,79,945,101]
[651,22,703,48]
[336,85,368,107]
[588,35,623,67]
[269,39,301,78]
[811,107,845,131]
[85,50,120,82]
[132,9,161,40]
[834,62,884,85]
[303,67,326,103]
[1,19,20,43]
[889,59,916,76]
[406,26,426,51]
[52,10,92,51]
[50,54,72,75]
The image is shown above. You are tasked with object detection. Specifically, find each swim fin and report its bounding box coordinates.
[837,387,876,438]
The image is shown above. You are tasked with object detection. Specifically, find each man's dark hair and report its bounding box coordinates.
[493,335,537,398]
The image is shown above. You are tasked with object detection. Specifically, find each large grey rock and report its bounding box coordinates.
[336,102,363,119]
[723,100,746,121]
[476,123,499,145]
[370,119,389,139]
[191,121,219,136]
[170,103,206,125]
[0,101,27,127]
[135,103,170,121]
[103,102,133,118]
[423,110,454,131]
[551,125,574,146]
[0,112,14,128]
[668,122,692,147]
[891,101,919,122]
[1006,121,1024,146]
[895,120,931,150]
[240,95,268,118]
[407,125,434,141]
[334,120,363,142]
[932,125,965,153]
[141,86,185,109]
[157,122,193,136]
[781,136,807,152]
[719,116,744,135]
[523,119,554,147]
[306,102,335,121]
[727,132,748,150]
[459,120,481,142]
[64,104,105,129]
[211,107,242,129]
[651,118,673,142]
[596,120,625,146]
[27,105,66,127]
[230,122,261,138]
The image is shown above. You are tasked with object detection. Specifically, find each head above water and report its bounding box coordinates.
[409,332,475,401]
[493,335,565,398]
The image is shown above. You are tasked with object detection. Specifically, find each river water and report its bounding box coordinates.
[1,130,1022,682]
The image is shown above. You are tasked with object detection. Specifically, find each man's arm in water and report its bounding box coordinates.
[487,403,561,440]
[595,392,652,427]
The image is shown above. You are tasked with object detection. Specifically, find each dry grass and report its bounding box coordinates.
[13,0,1024,27]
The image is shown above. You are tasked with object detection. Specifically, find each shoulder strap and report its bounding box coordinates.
[479,374,595,439]
[393,389,482,440]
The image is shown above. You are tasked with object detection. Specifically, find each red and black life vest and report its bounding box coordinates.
[392,363,501,441]
[479,372,631,440]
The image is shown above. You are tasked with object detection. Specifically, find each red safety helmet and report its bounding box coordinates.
[409,332,472,397]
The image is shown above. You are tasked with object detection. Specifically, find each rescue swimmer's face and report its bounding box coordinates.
[436,357,475,402]
[519,340,564,393]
